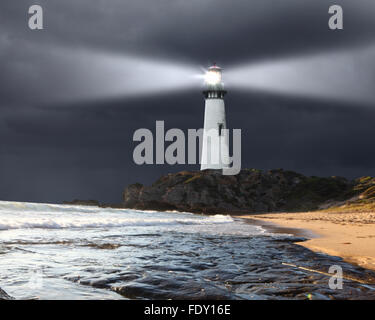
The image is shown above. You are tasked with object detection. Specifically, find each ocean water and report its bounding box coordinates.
[0,200,374,300]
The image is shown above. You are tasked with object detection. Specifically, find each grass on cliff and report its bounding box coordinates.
[315,176,375,213]
[284,176,351,211]
[321,201,375,213]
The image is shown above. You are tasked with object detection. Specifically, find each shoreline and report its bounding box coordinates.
[236,211,375,271]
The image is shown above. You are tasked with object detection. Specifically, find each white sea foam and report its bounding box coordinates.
[0,200,237,232]
[0,216,234,231]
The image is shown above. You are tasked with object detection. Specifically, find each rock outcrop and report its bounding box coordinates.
[122,169,363,214]
[0,288,13,300]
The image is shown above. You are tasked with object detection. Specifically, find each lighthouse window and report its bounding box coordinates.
[218,123,224,136]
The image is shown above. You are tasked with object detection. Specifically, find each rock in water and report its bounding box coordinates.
[0,288,14,300]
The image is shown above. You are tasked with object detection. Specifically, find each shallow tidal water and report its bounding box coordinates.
[0,200,374,300]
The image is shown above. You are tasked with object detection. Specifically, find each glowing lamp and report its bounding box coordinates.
[204,64,222,86]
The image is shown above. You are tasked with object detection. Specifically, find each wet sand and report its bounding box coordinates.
[237,211,375,271]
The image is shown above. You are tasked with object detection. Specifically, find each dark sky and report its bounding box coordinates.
[1,0,375,203]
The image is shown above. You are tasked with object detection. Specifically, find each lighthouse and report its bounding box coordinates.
[201,64,230,170]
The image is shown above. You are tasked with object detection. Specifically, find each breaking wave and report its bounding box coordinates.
[0,200,235,231]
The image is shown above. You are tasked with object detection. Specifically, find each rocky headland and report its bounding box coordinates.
[122,169,375,214]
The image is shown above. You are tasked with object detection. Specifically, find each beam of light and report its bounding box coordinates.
[56,49,200,102]
[225,45,375,106]
[4,44,200,106]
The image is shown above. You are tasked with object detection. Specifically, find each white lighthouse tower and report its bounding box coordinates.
[200,64,230,170]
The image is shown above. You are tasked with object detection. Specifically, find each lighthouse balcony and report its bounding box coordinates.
[203,90,227,99]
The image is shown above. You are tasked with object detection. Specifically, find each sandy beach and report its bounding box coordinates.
[238,211,375,271]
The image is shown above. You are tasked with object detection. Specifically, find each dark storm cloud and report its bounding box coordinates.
[2,0,375,108]
[2,0,375,60]
[0,92,204,202]
[1,0,375,202]
[2,1,375,71]
[2,90,375,203]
